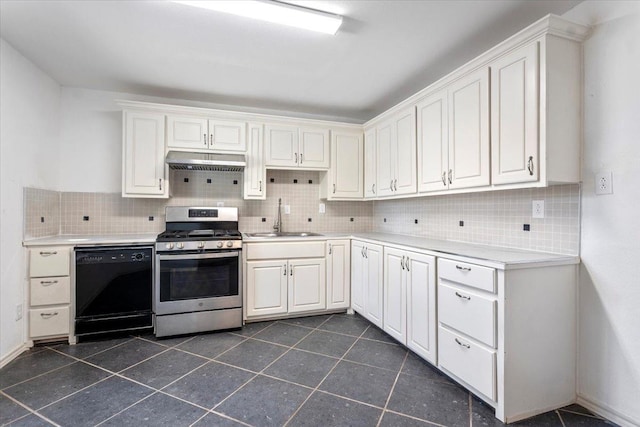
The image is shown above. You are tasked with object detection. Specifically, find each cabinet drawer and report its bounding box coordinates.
[29,247,70,277]
[30,277,71,306]
[438,326,496,400]
[29,307,70,338]
[438,283,496,347]
[245,242,325,260]
[438,258,495,293]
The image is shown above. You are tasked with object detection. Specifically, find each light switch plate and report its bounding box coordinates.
[216,201,224,207]
[595,171,613,195]
[284,205,291,214]
[319,203,326,214]
[532,200,544,218]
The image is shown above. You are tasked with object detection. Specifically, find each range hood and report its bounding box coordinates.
[165,151,246,172]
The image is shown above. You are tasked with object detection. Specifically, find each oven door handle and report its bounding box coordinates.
[157,252,239,261]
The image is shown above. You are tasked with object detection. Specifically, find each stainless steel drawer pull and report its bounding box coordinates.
[455,265,471,272]
[39,251,58,256]
[455,292,471,300]
[40,312,59,319]
[455,338,470,349]
[40,280,59,286]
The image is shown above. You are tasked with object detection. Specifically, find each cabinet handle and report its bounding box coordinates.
[210,134,214,146]
[401,255,405,270]
[259,180,262,192]
[394,179,398,191]
[390,180,393,191]
[300,153,303,164]
[295,153,298,164]
[283,264,287,276]
[204,133,207,145]
[528,156,534,176]
[364,247,368,259]
[455,265,471,272]
[159,178,162,191]
[406,258,410,272]
[442,171,447,186]
[39,251,58,256]
[40,280,58,286]
[333,184,336,194]
[455,291,471,300]
[448,169,453,185]
[40,312,59,319]
[329,244,332,255]
[290,266,293,276]
[372,183,376,194]
[455,338,471,349]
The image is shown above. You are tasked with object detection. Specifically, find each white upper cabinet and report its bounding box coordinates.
[323,131,363,200]
[265,125,330,169]
[417,88,449,192]
[490,42,539,185]
[122,111,168,198]
[244,123,266,199]
[375,107,417,197]
[447,68,491,190]
[167,116,246,152]
[364,128,377,198]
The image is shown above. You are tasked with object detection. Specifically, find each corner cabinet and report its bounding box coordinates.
[321,131,363,200]
[122,110,168,198]
[350,240,383,328]
[244,123,266,199]
[264,125,330,170]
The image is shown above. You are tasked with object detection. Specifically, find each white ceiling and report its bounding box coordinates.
[0,0,582,123]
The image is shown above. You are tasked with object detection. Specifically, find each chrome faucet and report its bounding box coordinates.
[273,198,282,232]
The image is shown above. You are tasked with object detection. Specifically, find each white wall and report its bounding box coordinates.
[563,3,640,425]
[0,38,61,362]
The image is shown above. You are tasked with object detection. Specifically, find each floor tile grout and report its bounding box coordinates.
[376,350,410,427]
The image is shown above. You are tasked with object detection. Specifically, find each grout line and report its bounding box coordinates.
[0,390,61,427]
[557,409,568,427]
[383,408,448,427]
[282,321,372,426]
[93,390,160,427]
[558,408,606,420]
[468,392,473,427]
[376,351,409,427]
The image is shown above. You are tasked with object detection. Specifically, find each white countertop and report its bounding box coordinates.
[23,234,158,247]
[24,232,579,268]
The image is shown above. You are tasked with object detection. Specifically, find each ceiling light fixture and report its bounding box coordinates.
[172,0,343,35]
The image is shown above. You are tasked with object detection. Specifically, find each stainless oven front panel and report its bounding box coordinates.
[155,250,242,316]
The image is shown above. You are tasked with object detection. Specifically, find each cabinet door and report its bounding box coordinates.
[364,128,377,198]
[331,132,363,198]
[364,243,384,328]
[376,121,395,197]
[208,119,247,152]
[448,68,490,190]
[299,127,330,169]
[406,251,437,364]
[289,258,326,313]
[491,42,539,185]
[246,260,288,317]
[383,247,406,344]
[351,241,366,314]
[394,108,417,195]
[327,240,351,310]
[167,116,208,149]
[244,123,266,199]
[417,89,449,192]
[265,125,298,167]
[123,111,168,197]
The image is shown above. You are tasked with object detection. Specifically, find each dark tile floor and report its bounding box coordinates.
[0,313,616,427]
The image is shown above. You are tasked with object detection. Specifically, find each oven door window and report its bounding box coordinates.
[159,254,239,302]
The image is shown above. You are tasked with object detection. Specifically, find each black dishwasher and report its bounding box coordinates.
[75,246,153,338]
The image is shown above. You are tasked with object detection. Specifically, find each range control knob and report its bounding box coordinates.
[177,242,184,249]
[165,243,174,250]
[216,241,224,248]
[226,241,234,248]
[198,241,205,249]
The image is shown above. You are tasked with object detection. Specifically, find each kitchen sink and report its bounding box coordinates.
[246,232,324,238]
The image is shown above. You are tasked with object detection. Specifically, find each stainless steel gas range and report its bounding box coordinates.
[154,206,243,337]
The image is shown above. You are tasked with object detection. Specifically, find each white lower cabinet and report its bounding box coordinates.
[350,240,383,328]
[326,240,351,310]
[383,247,436,363]
[288,258,326,313]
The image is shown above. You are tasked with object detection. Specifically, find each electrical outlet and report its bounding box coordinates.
[16,304,22,321]
[217,201,225,207]
[284,205,291,214]
[319,203,325,214]
[532,200,544,218]
[595,171,613,195]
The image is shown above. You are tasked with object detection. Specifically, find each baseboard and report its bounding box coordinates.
[0,343,29,369]
[577,394,639,427]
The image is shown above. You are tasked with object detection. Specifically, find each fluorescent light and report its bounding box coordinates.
[172,1,343,35]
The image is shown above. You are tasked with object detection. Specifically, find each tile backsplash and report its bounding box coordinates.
[374,184,581,255]
[24,176,580,255]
